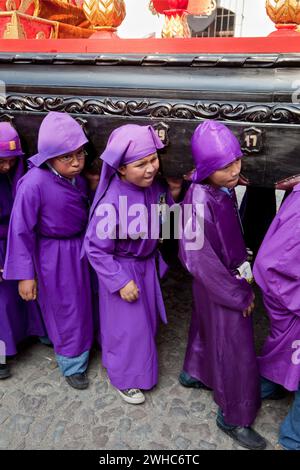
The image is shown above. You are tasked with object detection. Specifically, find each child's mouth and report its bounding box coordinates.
[228,176,239,183]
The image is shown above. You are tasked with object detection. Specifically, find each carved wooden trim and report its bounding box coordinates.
[0,53,300,68]
[1,95,300,124]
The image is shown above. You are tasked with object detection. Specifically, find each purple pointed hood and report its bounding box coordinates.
[88,124,164,221]
[191,120,243,183]
[29,112,88,167]
[0,122,25,198]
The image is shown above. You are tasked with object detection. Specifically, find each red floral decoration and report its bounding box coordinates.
[152,0,188,14]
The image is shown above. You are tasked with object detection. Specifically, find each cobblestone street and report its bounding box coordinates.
[0,263,292,450]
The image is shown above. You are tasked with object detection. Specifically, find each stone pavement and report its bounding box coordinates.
[0,264,293,451]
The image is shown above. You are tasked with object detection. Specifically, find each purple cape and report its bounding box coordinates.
[1,154,46,356]
[179,121,260,426]
[4,113,93,357]
[254,183,300,391]
[4,167,94,357]
[179,184,261,426]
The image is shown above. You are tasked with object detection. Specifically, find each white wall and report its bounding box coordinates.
[118,0,164,38]
[118,0,275,38]
[219,0,274,37]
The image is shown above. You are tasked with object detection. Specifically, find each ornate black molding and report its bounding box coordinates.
[1,95,300,124]
[0,53,300,68]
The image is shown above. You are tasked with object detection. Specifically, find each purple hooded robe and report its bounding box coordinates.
[0,122,46,355]
[179,121,261,426]
[84,124,171,390]
[254,184,300,392]
[3,113,93,357]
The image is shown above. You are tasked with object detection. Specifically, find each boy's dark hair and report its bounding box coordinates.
[84,157,102,175]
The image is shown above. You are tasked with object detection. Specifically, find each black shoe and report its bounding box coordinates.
[0,364,11,380]
[217,420,267,450]
[179,370,212,390]
[38,336,53,348]
[65,372,89,390]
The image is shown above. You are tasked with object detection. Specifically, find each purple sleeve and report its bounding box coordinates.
[3,181,40,281]
[179,205,253,312]
[84,205,131,294]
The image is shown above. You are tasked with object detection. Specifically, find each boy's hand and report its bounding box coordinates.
[119,280,139,303]
[165,177,183,202]
[183,169,196,181]
[18,279,37,301]
[243,293,255,318]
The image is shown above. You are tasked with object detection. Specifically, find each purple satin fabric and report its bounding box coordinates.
[179,182,260,427]
[4,168,93,357]
[254,183,300,392]
[0,162,45,356]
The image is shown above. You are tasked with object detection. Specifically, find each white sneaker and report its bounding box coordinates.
[117,388,145,405]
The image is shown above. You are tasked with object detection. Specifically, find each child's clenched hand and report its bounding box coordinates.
[119,280,139,303]
[18,279,37,301]
[243,293,255,318]
[165,177,183,202]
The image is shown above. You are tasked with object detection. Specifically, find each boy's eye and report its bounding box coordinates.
[135,156,158,168]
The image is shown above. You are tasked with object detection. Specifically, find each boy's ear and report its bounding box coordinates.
[118,165,126,176]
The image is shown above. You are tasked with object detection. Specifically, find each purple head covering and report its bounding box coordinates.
[29,112,88,167]
[88,124,164,221]
[0,122,24,158]
[191,120,243,183]
[0,122,25,197]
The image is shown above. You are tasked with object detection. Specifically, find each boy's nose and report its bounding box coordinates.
[232,163,240,176]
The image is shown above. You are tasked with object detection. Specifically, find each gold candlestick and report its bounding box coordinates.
[161,10,191,38]
[266,0,300,28]
[83,0,126,37]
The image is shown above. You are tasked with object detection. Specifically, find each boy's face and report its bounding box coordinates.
[50,146,86,179]
[208,158,241,189]
[0,156,17,174]
[118,152,160,188]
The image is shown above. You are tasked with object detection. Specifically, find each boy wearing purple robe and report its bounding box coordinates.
[84,124,180,404]
[4,112,94,390]
[254,185,300,450]
[178,121,266,450]
[0,122,46,379]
